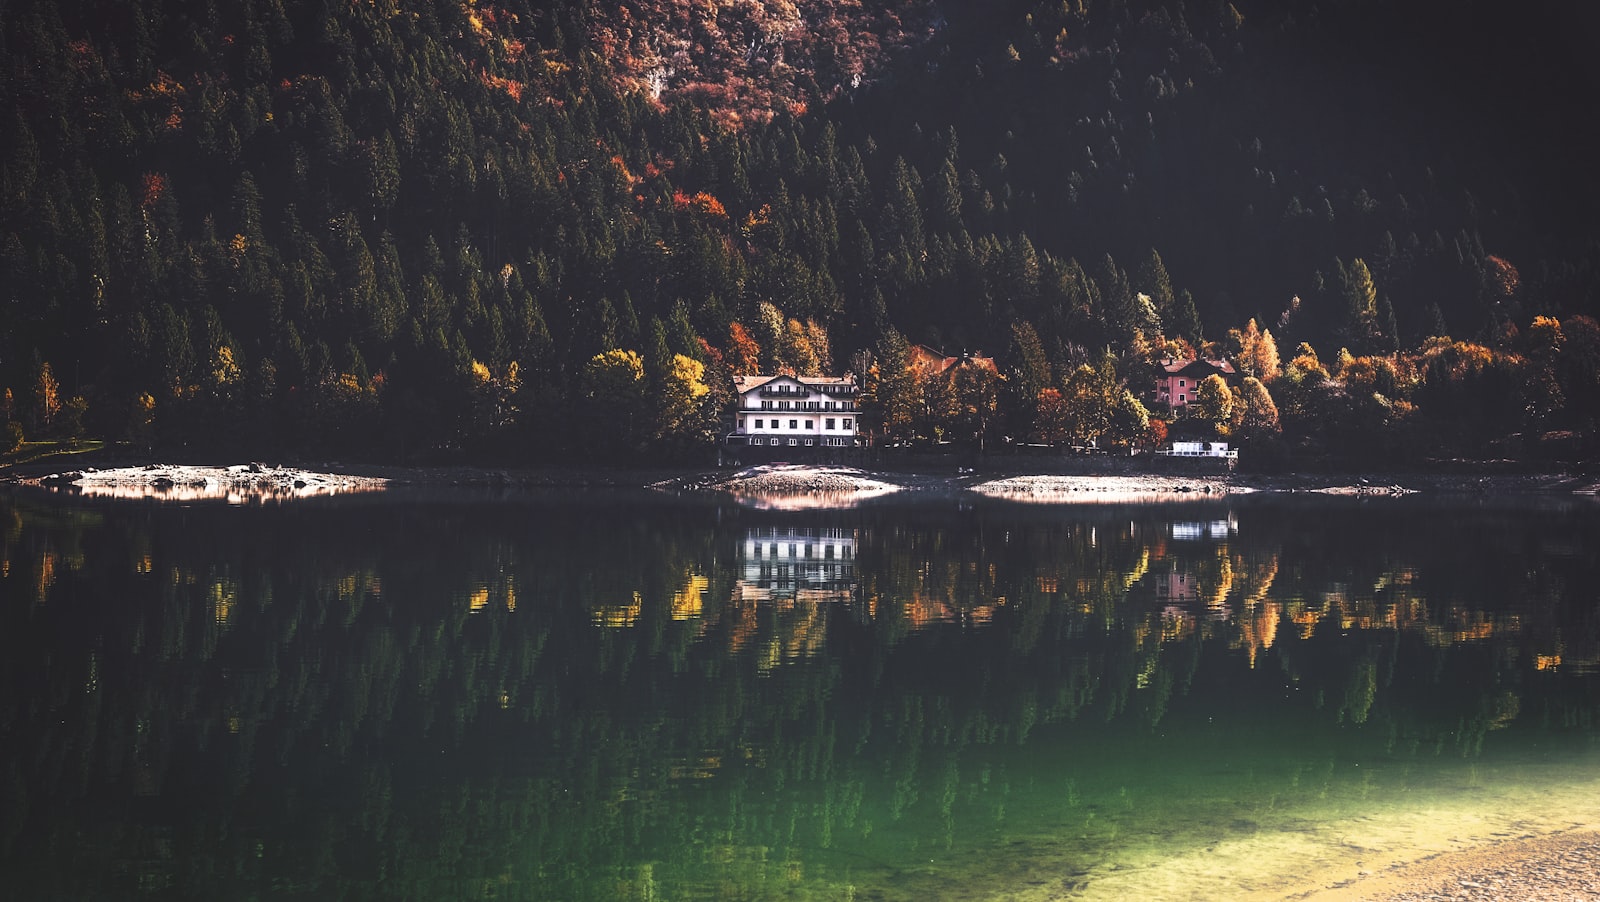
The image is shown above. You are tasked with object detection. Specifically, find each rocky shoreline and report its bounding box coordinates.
[657,465,1600,507]
[5,460,1598,505]
[1293,829,1600,901]
[11,463,391,501]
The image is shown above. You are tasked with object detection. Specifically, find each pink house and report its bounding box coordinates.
[1155,358,1238,409]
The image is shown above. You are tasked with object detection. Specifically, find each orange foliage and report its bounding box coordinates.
[475,66,523,101]
[1145,418,1169,448]
[140,172,168,209]
[727,322,761,376]
[698,338,725,368]
[1485,255,1520,300]
[673,191,728,218]
[67,39,96,71]
[610,154,636,185]
[128,71,186,102]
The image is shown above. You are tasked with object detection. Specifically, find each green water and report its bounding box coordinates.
[1,489,1597,900]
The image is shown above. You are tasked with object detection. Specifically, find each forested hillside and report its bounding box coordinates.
[3,0,1598,464]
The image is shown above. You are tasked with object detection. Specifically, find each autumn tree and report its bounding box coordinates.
[657,354,713,445]
[1524,315,1564,430]
[1034,388,1069,444]
[126,393,156,451]
[582,349,647,451]
[1274,342,1333,430]
[1061,359,1120,446]
[940,361,1001,450]
[1192,374,1234,434]
[32,361,60,433]
[727,322,762,375]
[1557,315,1600,435]
[783,319,821,376]
[1106,389,1150,449]
[1233,319,1281,381]
[1006,321,1052,439]
[754,302,789,373]
[865,327,921,443]
[1238,376,1281,437]
[1338,258,1379,350]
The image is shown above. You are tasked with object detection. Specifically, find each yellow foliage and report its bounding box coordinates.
[670,354,709,399]
[470,360,491,385]
[593,591,643,628]
[213,346,242,386]
[671,573,709,620]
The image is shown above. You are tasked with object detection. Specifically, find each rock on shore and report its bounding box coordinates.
[18,464,389,502]
[668,464,905,510]
[969,473,1249,503]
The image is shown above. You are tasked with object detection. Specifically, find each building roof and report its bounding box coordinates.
[909,345,998,379]
[733,373,857,394]
[1159,358,1237,378]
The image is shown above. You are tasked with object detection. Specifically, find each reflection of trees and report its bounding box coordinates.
[0,495,1597,898]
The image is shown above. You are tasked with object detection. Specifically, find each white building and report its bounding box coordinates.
[729,374,861,449]
[1157,441,1238,459]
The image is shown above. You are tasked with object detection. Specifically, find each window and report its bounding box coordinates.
[804,438,813,446]
[789,419,798,429]
[1178,379,1186,388]
[740,417,746,429]
[788,438,798,446]
[826,417,836,430]
[762,400,771,410]
[806,419,815,429]
[842,418,852,430]
[1178,394,1186,403]
[770,438,780,446]
[754,419,763,429]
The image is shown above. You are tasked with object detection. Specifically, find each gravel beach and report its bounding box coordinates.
[1293,830,1600,901]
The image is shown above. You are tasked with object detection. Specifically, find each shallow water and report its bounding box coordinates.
[1,490,1597,900]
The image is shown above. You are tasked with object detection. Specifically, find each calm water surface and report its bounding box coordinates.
[2,488,1599,900]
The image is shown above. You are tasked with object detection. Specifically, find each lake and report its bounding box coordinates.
[2,487,1598,900]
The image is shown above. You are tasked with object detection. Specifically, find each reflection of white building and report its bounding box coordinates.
[1170,515,1238,542]
[738,526,857,602]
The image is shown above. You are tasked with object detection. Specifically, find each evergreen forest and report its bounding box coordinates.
[4,0,1599,465]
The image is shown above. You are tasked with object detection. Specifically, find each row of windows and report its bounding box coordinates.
[743,417,853,431]
[748,542,852,560]
[748,437,852,447]
[755,400,858,411]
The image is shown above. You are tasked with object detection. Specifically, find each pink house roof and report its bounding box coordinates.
[1159,358,1237,379]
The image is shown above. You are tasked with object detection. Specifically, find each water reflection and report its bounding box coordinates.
[739,526,858,603]
[1,492,1598,900]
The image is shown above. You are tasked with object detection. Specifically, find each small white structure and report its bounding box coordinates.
[729,374,861,449]
[1157,441,1238,459]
